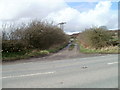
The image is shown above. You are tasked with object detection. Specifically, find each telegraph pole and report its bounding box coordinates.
[58,22,66,30]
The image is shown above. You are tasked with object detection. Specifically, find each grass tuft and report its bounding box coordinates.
[68,44,75,50]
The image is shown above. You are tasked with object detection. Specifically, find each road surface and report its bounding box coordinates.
[2,54,118,88]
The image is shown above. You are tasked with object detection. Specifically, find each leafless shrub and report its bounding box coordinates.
[2,20,69,52]
[78,27,113,49]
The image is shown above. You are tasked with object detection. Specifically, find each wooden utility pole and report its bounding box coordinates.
[58,22,66,30]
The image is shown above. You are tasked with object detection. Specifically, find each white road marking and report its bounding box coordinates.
[107,62,118,65]
[1,71,55,79]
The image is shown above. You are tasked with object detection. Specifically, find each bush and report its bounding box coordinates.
[2,40,25,52]
[78,27,113,49]
[22,21,68,49]
[2,20,69,52]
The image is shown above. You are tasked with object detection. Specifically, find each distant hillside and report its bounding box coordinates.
[109,29,119,33]
[69,33,81,38]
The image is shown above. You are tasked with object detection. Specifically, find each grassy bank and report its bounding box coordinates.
[2,50,49,61]
[79,43,119,54]
[68,43,75,50]
[77,27,119,54]
[48,43,68,53]
[2,43,68,61]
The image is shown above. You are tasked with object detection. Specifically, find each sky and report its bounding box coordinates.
[0,0,119,34]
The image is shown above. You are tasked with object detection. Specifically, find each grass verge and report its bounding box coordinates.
[2,43,68,62]
[79,43,119,54]
[2,50,49,61]
[48,43,68,53]
[68,43,75,50]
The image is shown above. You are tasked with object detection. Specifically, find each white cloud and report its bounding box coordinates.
[0,0,68,20]
[0,0,118,34]
[46,1,118,33]
[64,0,119,2]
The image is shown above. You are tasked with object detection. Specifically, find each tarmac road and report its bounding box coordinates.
[2,54,118,88]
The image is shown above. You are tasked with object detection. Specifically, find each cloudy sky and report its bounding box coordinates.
[0,0,118,34]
